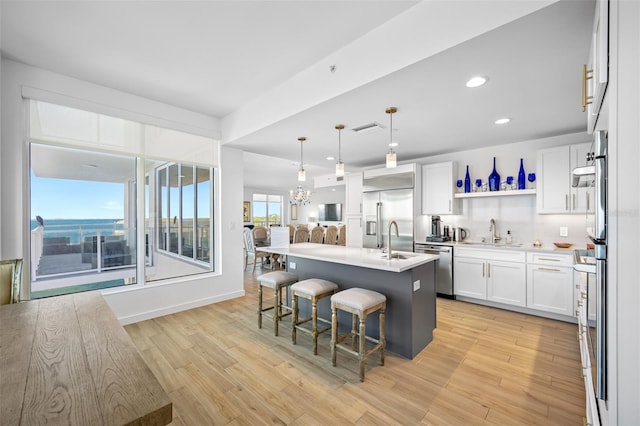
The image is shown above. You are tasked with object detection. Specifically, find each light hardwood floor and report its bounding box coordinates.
[125,267,585,425]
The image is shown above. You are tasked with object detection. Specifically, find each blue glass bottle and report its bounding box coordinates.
[518,158,526,190]
[488,157,500,191]
[464,165,471,193]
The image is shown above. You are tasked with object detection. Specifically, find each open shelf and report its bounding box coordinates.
[454,189,536,198]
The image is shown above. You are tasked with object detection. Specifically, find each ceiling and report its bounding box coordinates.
[1,1,595,191]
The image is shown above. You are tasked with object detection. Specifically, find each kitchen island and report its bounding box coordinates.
[258,243,438,359]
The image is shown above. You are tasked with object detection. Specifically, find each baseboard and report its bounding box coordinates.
[116,289,246,325]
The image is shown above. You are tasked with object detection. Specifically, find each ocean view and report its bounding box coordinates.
[31,218,125,244]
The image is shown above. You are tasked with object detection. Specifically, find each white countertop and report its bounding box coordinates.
[415,240,577,255]
[258,243,438,272]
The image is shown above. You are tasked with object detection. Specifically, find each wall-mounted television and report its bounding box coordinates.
[318,203,342,222]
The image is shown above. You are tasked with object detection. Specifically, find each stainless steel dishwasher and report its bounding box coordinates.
[415,243,454,298]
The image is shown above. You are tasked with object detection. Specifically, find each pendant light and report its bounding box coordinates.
[289,136,311,205]
[297,136,306,182]
[335,124,345,178]
[385,107,397,168]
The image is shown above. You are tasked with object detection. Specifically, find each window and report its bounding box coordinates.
[154,163,212,265]
[252,194,283,227]
[28,99,218,296]
[29,144,138,298]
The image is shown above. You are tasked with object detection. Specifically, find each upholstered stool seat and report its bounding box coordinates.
[330,288,386,382]
[257,271,299,336]
[291,279,339,355]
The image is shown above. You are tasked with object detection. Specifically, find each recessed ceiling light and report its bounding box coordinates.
[495,117,511,125]
[326,156,335,161]
[466,76,488,88]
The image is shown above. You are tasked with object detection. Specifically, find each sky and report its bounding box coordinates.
[30,173,125,220]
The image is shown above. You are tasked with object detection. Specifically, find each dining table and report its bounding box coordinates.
[0,292,172,425]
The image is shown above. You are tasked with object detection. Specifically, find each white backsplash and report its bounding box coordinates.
[416,195,590,248]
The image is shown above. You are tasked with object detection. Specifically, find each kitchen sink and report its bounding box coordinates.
[388,253,417,260]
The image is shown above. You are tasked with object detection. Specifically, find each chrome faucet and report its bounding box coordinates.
[489,218,501,244]
[388,220,399,259]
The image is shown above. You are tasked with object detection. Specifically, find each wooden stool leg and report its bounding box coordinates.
[331,306,337,366]
[380,306,386,366]
[311,297,318,355]
[258,284,263,329]
[292,293,298,344]
[359,314,366,382]
[351,313,357,350]
[274,286,281,336]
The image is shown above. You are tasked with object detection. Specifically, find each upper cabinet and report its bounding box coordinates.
[345,172,363,216]
[421,162,459,215]
[537,142,593,214]
[583,0,609,133]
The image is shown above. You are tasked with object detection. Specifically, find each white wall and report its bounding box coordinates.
[1,59,244,324]
[243,185,346,228]
[412,132,592,247]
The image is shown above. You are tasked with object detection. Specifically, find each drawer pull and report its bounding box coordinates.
[482,263,485,277]
[539,267,561,272]
[538,257,561,262]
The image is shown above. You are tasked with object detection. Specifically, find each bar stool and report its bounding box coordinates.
[291,279,339,355]
[257,271,298,336]
[330,288,386,382]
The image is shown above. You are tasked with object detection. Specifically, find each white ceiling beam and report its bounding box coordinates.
[221,0,558,145]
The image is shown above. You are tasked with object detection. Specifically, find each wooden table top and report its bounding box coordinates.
[0,292,172,425]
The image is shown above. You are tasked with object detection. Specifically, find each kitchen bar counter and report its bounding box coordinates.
[258,243,438,272]
[0,292,172,425]
[260,243,439,359]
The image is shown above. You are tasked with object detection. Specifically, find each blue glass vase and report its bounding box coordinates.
[488,157,500,191]
[464,165,471,193]
[518,158,526,190]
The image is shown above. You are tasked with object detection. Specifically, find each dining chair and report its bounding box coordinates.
[310,226,324,244]
[243,228,268,271]
[337,225,346,246]
[253,225,268,244]
[293,228,310,244]
[0,258,23,305]
[286,224,296,243]
[324,225,339,245]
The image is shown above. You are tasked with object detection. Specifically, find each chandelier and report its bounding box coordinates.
[289,184,311,205]
[385,107,398,168]
[290,136,311,205]
[335,124,345,178]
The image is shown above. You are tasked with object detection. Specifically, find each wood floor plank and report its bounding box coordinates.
[124,267,586,425]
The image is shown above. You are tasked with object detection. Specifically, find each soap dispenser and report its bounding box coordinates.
[506,230,513,244]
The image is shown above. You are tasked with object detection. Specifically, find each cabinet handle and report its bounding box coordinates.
[482,263,485,277]
[587,192,590,211]
[565,194,569,211]
[449,200,451,212]
[582,64,593,112]
[539,267,561,272]
[572,194,576,210]
[487,263,491,278]
[539,257,561,262]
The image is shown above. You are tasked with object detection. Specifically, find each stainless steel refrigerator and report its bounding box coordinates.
[362,171,414,252]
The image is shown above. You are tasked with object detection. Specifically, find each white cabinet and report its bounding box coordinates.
[454,248,526,307]
[537,142,592,214]
[584,0,609,134]
[487,260,527,307]
[454,256,486,299]
[345,172,363,216]
[526,253,574,316]
[421,162,459,215]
